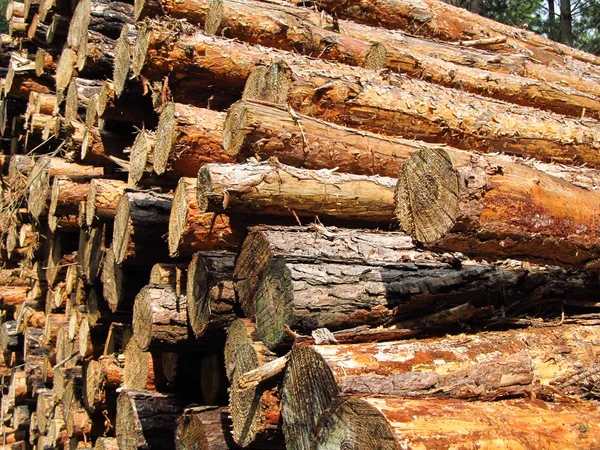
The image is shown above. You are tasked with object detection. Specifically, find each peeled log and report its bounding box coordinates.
[314,396,600,450]
[168,177,244,257]
[116,389,183,450]
[86,178,127,227]
[396,148,600,268]
[197,161,396,223]
[132,285,190,350]
[112,190,172,265]
[186,251,236,339]
[245,60,600,168]
[234,226,417,319]
[282,325,600,450]
[153,102,232,177]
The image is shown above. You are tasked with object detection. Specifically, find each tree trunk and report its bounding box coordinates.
[229,341,283,448]
[115,389,183,450]
[234,226,416,319]
[174,406,241,450]
[168,177,244,257]
[254,248,600,350]
[283,324,600,450]
[132,285,190,350]
[244,61,600,169]
[197,161,396,223]
[112,190,172,265]
[299,0,600,68]
[186,251,236,339]
[559,0,573,46]
[314,396,600,449]
[153,102,232,177]
[85,178,127,227]
[396,147,600,269]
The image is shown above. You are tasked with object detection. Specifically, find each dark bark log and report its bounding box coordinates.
[254,243,600,350]
[132,284,190,350]
[85,178,127,227]
[168,177,244,257]
[175,406,242,450]
[186,251,236,339]
[235,226,417,319]
[314,396,600,449]
[112,190,172,265]
[197,161,396,223]
[283,324,600,450]
[396,147,600,269]
[115,389,183,450]
[153,102,232,177]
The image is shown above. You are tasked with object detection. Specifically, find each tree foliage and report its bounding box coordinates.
[0,0,9,34]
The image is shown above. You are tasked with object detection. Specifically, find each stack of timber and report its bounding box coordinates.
[0,0,600,446]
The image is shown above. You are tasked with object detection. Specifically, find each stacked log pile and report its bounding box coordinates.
[0,0,600,447]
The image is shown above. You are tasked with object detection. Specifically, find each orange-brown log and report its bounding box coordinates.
[168,177,244,257]
[395,147,600,268]
[244,60,600,169]
[48,178,89,220]
[85,178,127,227]
[153,102,232,177]
[186,251,236,339]
[313,396,600,450]
[197,161,396,224]
[282,325,600,450]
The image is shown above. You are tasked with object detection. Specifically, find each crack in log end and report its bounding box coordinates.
[396,147,459,244]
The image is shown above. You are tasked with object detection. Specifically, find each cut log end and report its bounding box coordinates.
[114,28,132,98]
[55,47,75,97]
[282,346,339,450]
[256,259,294,350]
[112,195,131,265]
[222,99,247,158]
[128,131,151,187]
[204,0,223,35]
[243,63,292,105]
[395,147,459,244]
[154,102,176,175]
[364,42,387,69]
[168,178,190,256]
[131,288,154,351]
[123,336,154,390]
[131,22,150,79]
[101,247,123,313]
[313,397,397,450]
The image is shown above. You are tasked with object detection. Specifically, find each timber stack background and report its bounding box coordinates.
[0,0,599,447]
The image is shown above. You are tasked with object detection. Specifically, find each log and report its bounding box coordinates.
[34,48,55,76]
[282,324,600,450]
[85,178,127,227]
[103,322,132,356]
[97,80,157,127]
[80,225,105,285]
[111,190,172,265]
[168,177,244,257]
[64,78,102,124]
[244,60,600,168]
[83,355,123,411]
[174,406,241,450]
[253,244,600,350]
[229,341,283,448]
[48,178,89,219]
[0,286,29,312]
[153,102,232,177]
[224,318,257,381]
[95,438,118,450]
[186,251,236,339]
[149,263,187,296]
[313,396,600,449]
[27,156,104,219]
[122,335,157,390]
[101,247,149,313]
[0,321,19,352]
[396,147,600,268]
[115,389,183,450]
[127,130,153,188]
[234,225,421,319]
[302,0,600,68]
[34,389,53,434]
[132,285,190,350]
[197,161,396,223]
[46,14,69,44]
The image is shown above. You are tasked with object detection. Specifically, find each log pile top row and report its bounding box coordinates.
[0,0,600,448]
